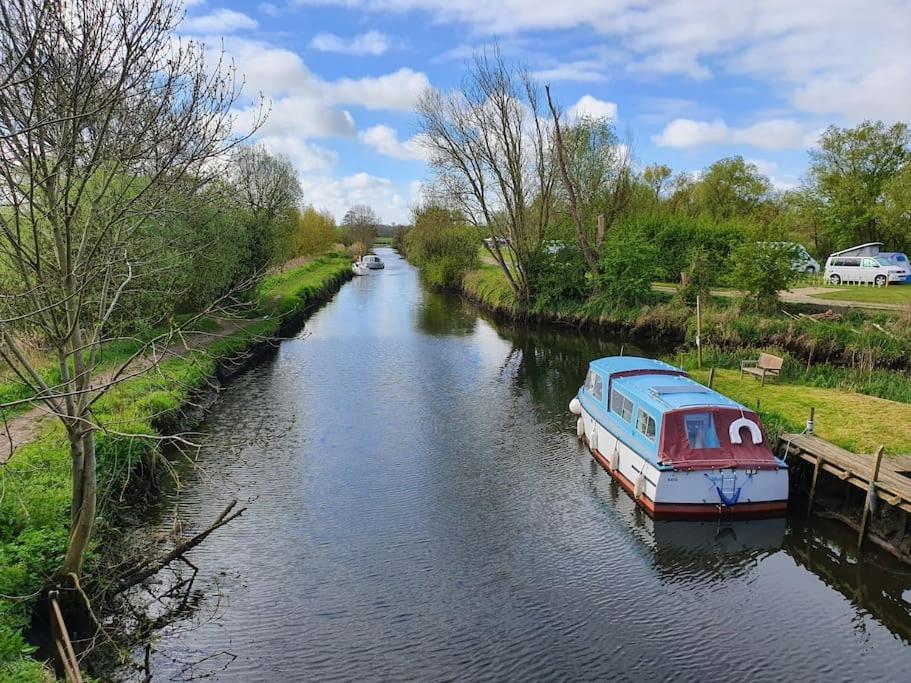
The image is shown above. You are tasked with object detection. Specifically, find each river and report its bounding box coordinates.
[133,247,911,681]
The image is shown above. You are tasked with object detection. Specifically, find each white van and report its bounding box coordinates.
[763,242,819,273]
[824,255,908,286]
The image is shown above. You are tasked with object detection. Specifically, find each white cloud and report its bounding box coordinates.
[258,3,280,16]
[533,61,607,83]
[653,117,814,150]
[183,9,257,34]
[310,31,391,56]
[569,95,618,121]
[359,125,428,161]
[208,38,429,112]
[791,64,911,122]
[236,96,356,139]
[296,0,911,121]
[298,173,414,223]
[730,120,810,150]
[652,118,728,148]
[328,68,429,111]
[259,136,338,172]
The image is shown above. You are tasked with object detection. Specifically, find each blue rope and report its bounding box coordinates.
[703,473,743,507]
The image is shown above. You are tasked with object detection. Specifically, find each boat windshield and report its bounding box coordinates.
[683,413,720,449]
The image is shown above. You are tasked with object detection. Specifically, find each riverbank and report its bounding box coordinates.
[0,254,352,680]
[458,263,911,452]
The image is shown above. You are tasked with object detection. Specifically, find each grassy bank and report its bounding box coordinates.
[460,264,911,455]
[462,264,911,370]
[0,254,351,679]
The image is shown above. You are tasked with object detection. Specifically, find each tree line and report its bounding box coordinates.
[0,0,363,582]
[409,50,911,312]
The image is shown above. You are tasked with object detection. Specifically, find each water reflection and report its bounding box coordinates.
[133,248,911,681]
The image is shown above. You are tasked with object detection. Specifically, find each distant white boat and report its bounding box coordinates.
[351,261,368,276]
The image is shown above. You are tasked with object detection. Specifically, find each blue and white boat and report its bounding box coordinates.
[570,357,788,518]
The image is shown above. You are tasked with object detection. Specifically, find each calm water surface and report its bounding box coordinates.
[140,248,910,681]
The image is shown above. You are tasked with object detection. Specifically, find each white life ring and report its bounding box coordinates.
[569,398,582,415]
[609,447,619,472]
[634,473,646,499]
[576,417,584,438]
[729,417,763,445]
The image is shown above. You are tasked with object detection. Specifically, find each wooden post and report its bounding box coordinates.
[808,455,823,516]
[755,398,761,411]
[619,344,624,357]
[708,367,716,389]
[858,445,886,550]
[806,407,815,434]
[695,294,702,369]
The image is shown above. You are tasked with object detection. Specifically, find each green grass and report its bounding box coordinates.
[813,285,911,305]
[687,368,911,455]
[0,253,351,680]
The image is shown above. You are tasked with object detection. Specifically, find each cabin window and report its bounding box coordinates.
[636,409,657,441]
[683,413,720,449]
[610,389,633,422]
[584,370,603,402]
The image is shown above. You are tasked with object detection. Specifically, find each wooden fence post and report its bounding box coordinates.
[808,455,823,516]
[858,445,886,550]
[708,367,715,389]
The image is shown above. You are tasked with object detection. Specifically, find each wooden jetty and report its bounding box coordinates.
[780,430,911,554]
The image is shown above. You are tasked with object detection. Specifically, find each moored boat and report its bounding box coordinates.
[352,260,368,276]
[364,254,385,269]
[570,357,788,519]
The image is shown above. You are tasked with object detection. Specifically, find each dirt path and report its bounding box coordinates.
[0,317,253,464]
[652,284,906,311]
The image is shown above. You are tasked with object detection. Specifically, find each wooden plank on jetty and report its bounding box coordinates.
[781,432,911,515]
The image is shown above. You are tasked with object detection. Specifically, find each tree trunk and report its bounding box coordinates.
[63,428,97,576]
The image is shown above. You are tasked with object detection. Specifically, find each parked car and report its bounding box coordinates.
[760,242,820,273]
[824,255,908,286]
[878,252,911,282]
[482,237,509,249]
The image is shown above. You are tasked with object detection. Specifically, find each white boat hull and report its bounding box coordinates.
[579,406,788,518]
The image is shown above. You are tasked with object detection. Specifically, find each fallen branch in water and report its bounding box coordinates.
[112,500,245,595]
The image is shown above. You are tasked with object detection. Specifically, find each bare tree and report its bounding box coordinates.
[229,143,303,272]
[417,50,556,303]
[546,85,632,283]
[342,204,379,255]
[0,0,257,577]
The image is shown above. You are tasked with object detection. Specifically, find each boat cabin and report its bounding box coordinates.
[578,357,778,472]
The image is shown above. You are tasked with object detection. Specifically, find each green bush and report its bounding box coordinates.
[728,241,800,311]
[405,224,479,290]
[619,212,747,281]
[529,246,591,311]
[594,234,657,307]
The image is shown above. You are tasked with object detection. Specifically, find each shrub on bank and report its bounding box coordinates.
[529,246,591,311]
[404,223,480,290]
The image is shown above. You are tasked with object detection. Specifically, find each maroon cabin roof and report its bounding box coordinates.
[658,407,779,471]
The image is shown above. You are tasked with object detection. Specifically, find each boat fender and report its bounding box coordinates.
[589,428,598,451]
[569,398,582,415]
[609,448,619,472]
[729,417,763,445]
[576,417,584,438]
[634,473,646,500]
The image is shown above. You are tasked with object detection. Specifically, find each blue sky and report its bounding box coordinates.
[182,0,911,223]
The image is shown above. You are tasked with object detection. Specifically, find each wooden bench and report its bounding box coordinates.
[740,352,784,386]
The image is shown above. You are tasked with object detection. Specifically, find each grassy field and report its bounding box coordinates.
[813,284,911,305]
[688,368,911,455]
[0,254,351,680]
